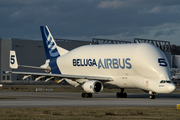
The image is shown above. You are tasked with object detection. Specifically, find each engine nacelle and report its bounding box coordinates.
[82,80,103,93]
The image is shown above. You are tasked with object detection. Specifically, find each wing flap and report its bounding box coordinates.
[5,71,113,82]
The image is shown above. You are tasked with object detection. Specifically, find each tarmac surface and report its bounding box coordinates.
[0,91,180,108]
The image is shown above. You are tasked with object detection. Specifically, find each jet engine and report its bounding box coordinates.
[82,80,103,93]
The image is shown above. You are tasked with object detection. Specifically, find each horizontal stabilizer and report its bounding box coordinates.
[9,51,50,71]
[18,65,50,70]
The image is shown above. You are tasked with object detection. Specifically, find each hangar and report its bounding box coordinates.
[0,38,91,82]
[0,37,178,83]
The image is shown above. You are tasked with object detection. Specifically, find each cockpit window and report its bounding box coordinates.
[160,80,171,83]
[160,80,164,83]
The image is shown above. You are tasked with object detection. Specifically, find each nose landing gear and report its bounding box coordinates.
[149,91,156,99]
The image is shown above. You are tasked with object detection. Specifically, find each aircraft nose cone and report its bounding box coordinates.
[168,83,176,93]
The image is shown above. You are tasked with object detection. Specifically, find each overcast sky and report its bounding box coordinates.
[0,0,180,45]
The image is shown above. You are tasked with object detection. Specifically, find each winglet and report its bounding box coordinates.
[10,51,18,69]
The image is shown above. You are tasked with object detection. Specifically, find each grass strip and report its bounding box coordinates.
[0,107,179,120]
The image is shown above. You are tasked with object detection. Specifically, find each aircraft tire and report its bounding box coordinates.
[85,93,89,98]
[149,95,152,99]
[116,92,125,98]
[81,92,86,98]
[120,92,123,98]
[123,92,127,98]
[149,95,155,99]
[116,92,120,98]
[82,93,93,98]
[88,93,92,98]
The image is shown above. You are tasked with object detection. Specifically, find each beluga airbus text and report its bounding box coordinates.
[5,26,176,99]
[72,58,131,69]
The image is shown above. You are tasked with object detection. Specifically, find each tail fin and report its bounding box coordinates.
[10,50,18,69]
[40,26,60,60]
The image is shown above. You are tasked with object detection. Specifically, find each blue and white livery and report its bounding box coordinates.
[6,26,176,99]
[40,26,60,59]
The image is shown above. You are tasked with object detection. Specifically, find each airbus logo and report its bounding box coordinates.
[73,58,132,69]
[46,34,59,57]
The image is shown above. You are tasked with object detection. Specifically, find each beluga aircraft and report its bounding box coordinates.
[5,26,176,99]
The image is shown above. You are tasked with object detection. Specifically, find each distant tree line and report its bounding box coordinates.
[171,45,180,55]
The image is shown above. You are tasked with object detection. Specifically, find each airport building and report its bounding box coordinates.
[0,38,179,83]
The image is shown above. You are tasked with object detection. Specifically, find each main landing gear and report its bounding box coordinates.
[116,88,127,98]
[81,92,92,98]
[149,91,156,99]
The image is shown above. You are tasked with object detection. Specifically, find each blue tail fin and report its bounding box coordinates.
[40,26,60,60]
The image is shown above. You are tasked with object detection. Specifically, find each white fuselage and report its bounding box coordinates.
[55,43,175,94]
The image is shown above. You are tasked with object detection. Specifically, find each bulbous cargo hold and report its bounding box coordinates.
[132,43,170,80]
[57,43,169,80]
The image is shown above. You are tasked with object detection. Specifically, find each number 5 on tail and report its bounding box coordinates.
[10,51,18,69]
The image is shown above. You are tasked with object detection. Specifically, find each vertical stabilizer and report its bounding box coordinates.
[40,26,60,60]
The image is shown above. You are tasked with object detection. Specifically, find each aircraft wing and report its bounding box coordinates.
[4,71,113,82]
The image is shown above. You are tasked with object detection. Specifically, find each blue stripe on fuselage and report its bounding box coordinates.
[49,58,61,74]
